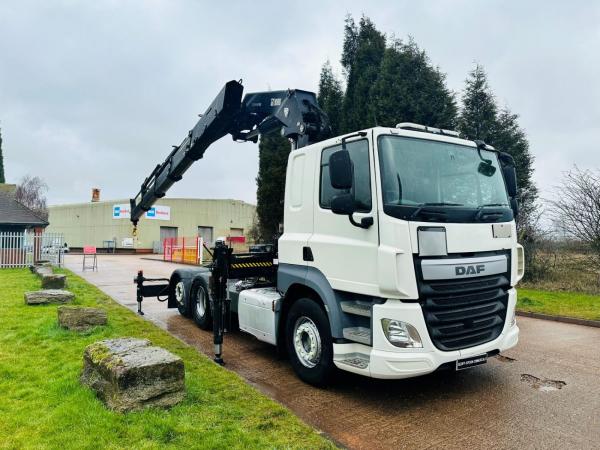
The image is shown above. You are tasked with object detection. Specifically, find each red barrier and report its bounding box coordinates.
[163,236,202,265]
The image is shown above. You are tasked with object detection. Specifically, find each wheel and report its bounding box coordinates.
[174,279,191,317]
[285,298,335,386]
[191,278,212,330]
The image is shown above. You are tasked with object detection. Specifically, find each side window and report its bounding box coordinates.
[320,139,371,212]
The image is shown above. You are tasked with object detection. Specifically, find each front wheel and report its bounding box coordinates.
[285,298,335,386]
[191,279,212,330]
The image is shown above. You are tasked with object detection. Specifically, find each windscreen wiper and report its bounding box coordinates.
[475,203,508,221]
[478,203,508,208]
[419,202,464,206]
[410,202,462,221]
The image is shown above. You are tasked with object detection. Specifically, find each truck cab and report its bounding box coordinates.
[275,124,522,382]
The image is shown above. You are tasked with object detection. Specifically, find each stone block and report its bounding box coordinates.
[42,273,67,289]
[80,338,185,412]
[33,265,53,278]
[24,289,75,305]
[58,306,107,331]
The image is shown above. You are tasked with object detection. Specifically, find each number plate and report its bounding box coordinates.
[456,354,487,371]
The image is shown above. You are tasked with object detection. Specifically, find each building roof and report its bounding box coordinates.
[0,184,49,227]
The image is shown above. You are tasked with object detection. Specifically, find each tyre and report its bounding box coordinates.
[190,278,212,330]
[174,279,191,317]
[285,297,335,386]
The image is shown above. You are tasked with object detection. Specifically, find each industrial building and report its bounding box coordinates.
[46,198,256,253]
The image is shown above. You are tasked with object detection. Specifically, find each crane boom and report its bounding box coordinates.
[129,79,330,226]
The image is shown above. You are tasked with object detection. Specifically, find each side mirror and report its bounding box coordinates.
[331,193,355,215]
[329,150,353,190]
[502,165,518,198]
[510,197,519,218]
[499,152,518,198]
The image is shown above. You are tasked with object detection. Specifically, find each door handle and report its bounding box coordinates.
[302,246,314,262]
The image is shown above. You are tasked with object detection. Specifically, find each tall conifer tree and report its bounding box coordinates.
[341,16,386,132]
[0,127,5,183]
[458,64,498,141]
[317,61,344,135]
[255,134,290,241]
[369,39,457,129]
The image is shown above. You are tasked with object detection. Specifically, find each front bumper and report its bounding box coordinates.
[333,288,519,379]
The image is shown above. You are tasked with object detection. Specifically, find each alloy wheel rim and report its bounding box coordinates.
[175,281,185,305]
[196,286,207,317]
[293,316,322,368]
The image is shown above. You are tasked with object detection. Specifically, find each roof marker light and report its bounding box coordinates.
[440,129,460,137]
[396,122,460,138]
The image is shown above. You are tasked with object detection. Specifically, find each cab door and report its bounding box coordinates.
[307,134,380,296]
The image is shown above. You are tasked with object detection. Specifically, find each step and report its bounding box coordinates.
[336,353,370,370]
[342,326,372,345]
[340,300,372,317]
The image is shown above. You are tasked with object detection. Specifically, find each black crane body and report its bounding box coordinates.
[132,80,331,364]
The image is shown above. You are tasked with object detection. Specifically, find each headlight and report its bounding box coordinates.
[381,319,423,348]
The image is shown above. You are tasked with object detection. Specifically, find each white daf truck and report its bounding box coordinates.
[131,80,523,385]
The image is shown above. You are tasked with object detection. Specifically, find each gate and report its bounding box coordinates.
[0,231,65,268]
[163,236,204,265]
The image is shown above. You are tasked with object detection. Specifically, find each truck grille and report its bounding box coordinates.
[419,274,509,351]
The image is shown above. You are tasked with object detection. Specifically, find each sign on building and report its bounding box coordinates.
[146,205,171,220]
[112,204,170,220]
[113,204,131,219]
[121,237,134,248]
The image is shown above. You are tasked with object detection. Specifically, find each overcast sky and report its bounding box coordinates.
[1,1,598,207]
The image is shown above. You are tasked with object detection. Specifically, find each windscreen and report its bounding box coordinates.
[378,135,511,222]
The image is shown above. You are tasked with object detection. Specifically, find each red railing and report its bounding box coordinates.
[163,236,204,265]
[163,235,248,265]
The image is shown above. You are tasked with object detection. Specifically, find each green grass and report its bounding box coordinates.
[0,269,333,450]
[518,288,600,321]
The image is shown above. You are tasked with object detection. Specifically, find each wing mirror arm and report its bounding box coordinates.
[349,215,373,229]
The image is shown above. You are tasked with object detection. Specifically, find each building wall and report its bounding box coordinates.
[46,198,256,250]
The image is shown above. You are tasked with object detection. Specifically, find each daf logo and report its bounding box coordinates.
[455,264,486,276]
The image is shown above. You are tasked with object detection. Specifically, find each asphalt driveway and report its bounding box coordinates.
[64,254,600,449]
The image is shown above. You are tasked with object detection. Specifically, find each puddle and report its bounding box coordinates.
[495,355,517,363]
[520,374,566,392]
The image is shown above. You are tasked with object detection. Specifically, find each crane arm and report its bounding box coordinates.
[129,79,330,226]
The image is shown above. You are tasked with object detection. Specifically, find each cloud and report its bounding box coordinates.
[1,0,598,207]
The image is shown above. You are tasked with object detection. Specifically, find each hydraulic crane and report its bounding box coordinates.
[129,79,331,229]
[132,80,331,364]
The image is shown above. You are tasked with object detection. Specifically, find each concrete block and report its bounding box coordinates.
[58,306,107,331]
[24,289,75,305]
[41,274,67,289]
[80,338,185,412]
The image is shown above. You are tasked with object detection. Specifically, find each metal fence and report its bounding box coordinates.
[163,236,204,265]
[0,231,65,268]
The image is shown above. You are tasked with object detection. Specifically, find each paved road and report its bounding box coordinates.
[65,254,600,449]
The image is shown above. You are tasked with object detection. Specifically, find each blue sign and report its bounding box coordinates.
[113,206,120,217]
[146,207,156,217]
